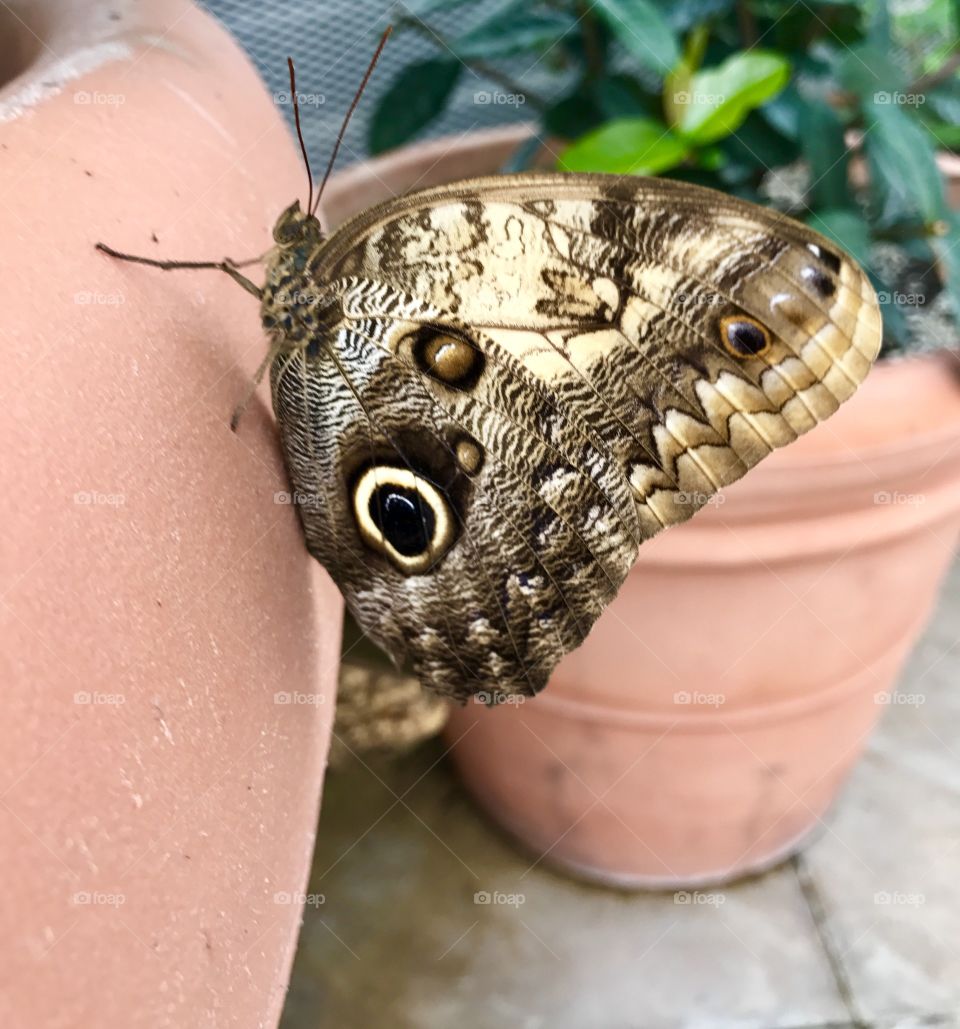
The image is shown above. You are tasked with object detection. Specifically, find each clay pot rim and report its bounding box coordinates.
[0,4,139,116]
[539,606,925,728]
[630,497,960,571]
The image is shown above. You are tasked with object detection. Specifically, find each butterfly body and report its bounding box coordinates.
[257,173,881,702]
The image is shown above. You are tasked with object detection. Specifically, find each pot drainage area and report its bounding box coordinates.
[281,557,960,1029]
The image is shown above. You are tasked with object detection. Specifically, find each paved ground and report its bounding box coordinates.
[280,559,960,1029]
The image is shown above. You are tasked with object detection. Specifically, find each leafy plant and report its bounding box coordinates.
[370,0,960,355]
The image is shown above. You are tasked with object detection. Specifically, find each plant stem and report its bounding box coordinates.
[736,0,758,47]
[577,3,604,82]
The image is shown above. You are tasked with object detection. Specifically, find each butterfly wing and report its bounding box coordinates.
[271,174,881,700]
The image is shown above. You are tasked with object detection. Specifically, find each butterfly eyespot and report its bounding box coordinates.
[454,436,484,475]
[409,326,485,389]
[806,242,842,274]
[371,487,434,555]
[720,316,771,358]
[801,265,837,298]
[351,465,457,575]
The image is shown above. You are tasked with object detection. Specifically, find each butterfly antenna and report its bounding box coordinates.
[287,56,314,215]
[311,26,392,217]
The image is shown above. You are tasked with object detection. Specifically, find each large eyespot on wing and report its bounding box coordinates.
[271,306,641,702]
[329,314,640,701]
[351,463,457,575]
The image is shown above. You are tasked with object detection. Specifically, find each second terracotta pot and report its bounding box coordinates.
[446,350,960,886]
[326,127,960,887]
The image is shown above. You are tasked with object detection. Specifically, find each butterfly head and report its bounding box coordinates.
[272,200,324,254]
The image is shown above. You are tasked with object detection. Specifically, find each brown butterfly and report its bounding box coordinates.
[98,31,882,702]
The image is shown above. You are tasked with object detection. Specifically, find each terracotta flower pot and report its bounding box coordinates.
[326,127,960,887]
[0,2,341,1025]
[447,351,960,887]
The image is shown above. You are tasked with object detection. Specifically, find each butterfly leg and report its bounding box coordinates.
[228,336,288,432]
[95,242,263,299]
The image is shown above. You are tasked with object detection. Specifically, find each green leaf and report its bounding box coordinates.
[592,0,680,75]
[760,84,805,139]
[675,50,791,145]
[695,146,727,171]
[864,98,948,226]
[558,118,690,174]
[925,117,960,151]
[454,10,576,59]
[367,60,462,154]
[799,99,851,210]
[807,208,872,268]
